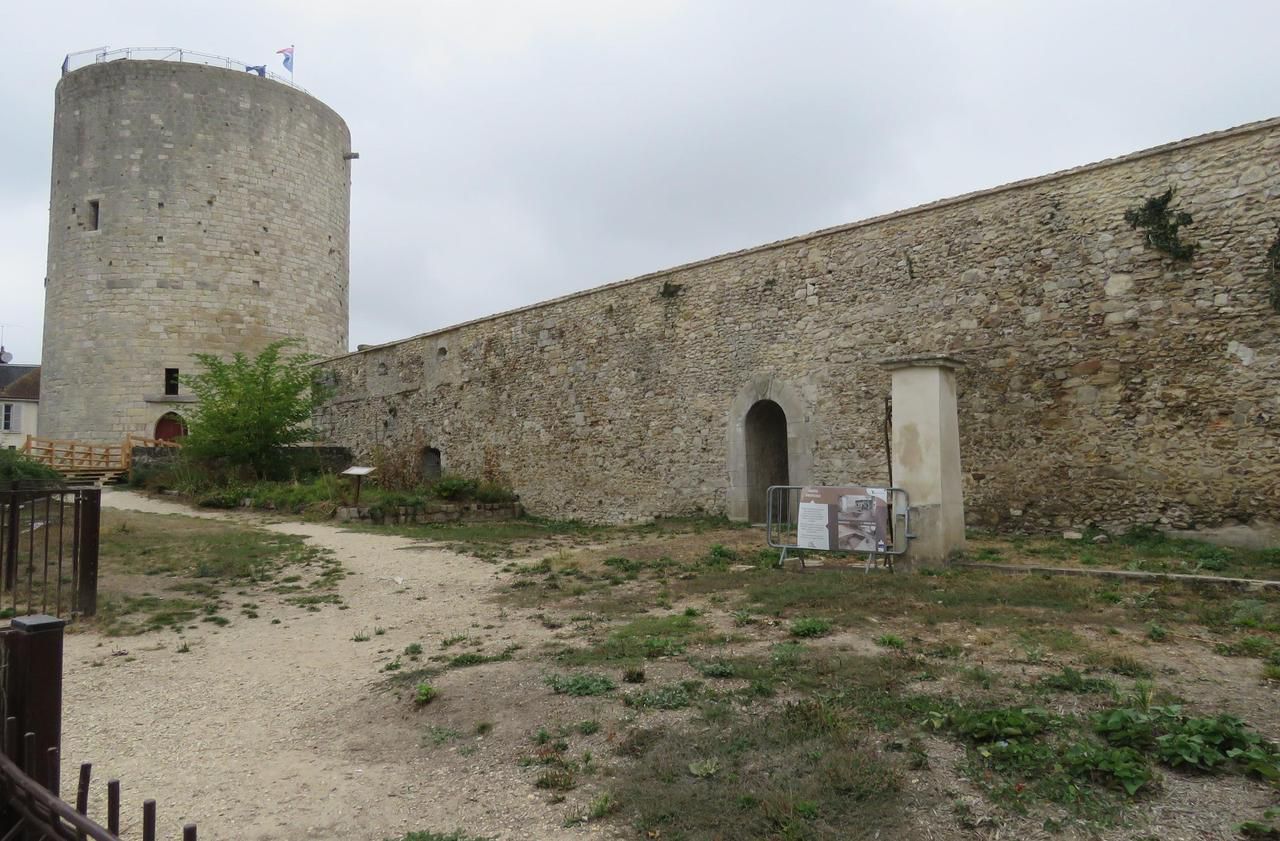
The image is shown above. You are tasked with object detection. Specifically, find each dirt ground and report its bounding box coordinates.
[63,489,618,841]
[58,491,1280,841]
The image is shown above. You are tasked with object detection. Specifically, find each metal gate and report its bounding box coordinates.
[765,484,913,570]
[0,483,100,618]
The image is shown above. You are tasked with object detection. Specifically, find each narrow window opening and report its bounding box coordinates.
[158,201,165,209]
[421,447,443,482]
[156,235,164,243]
[87,199,100,231]
[2,404,12,432]
[252,279,261,287]
[164,368,180,396]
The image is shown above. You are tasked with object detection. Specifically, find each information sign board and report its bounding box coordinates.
[795,486,890,552]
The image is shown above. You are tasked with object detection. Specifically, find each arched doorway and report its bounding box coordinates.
[421,446,442,482]
[155,412,187,442]
[745,400,789,523]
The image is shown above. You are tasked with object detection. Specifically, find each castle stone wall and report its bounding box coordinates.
[317,118,1280,532]
[41,60,351,443]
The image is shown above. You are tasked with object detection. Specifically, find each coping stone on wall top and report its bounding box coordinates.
[879,354,968,371]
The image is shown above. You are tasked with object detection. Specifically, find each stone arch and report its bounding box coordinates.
[154,411,187,441]
[744,400,789,522]
[727,376,814,522]
[421,446,443,482]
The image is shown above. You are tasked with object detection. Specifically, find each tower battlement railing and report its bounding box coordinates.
[60,46,311,95]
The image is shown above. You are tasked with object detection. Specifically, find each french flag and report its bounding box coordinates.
[276,46,294,73]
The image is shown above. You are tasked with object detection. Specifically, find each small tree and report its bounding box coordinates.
[181,339,331,479]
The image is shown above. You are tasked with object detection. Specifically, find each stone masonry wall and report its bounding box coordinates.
[41,60,351,443]
[317,118,1280,532]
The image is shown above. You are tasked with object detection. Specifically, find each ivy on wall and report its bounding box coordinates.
[1124,188,1198,261]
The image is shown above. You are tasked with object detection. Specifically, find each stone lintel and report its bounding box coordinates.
[143,394,198,404]
[879,354,967,372]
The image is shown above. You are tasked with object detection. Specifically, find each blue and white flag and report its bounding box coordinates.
[245,65,267,77]
[276,46,294,73]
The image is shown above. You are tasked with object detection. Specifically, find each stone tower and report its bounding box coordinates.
[40,56,351,443]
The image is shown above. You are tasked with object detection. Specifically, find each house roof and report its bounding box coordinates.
[0,367,39,401]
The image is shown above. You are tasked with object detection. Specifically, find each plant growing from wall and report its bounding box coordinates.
[659,281,683,299]
[1123,188,1198,261]
[181,339,332,479]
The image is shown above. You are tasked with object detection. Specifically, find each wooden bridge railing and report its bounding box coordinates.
[22,435,179,473]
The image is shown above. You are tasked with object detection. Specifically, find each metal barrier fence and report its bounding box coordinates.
[62,45,310,95]
[0,618,198,840]
[765,485,912,570]
[0,484,101,618]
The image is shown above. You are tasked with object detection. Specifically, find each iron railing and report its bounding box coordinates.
[62,46,309,95]
[0,485,100,618]
[0,618,198,839]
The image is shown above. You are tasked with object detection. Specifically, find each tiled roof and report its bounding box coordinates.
[0,367,39,401]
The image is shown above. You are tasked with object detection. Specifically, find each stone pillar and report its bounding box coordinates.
[880,355,966,566]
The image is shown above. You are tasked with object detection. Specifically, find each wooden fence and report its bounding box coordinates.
[22,436,179,485]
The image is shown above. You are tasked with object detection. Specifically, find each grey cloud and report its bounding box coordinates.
[2,0,1278,360]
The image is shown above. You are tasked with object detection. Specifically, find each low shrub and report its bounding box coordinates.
[546,673,617,696]
[474,481,517,504]
[0,449,61,483]
[433,475,477,500]
[790,617,832,638]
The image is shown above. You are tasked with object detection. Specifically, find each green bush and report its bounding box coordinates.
[951,707,1050,742]
[195,487,248,509]
[0,449,61,483]
[432,475,477,500]
[790,617,833,638]
[180,339,331,479]
[1062,743,1154,796]
[474,481,517,504]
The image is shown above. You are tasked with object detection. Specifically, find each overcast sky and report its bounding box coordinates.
[1,0,1277,363]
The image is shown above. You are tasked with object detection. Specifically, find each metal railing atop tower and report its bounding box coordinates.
[60,46,312,95]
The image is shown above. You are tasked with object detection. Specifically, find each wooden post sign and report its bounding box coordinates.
[794,486,890,553]
[341,466,374,505]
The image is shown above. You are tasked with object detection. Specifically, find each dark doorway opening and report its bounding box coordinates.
[155,412,187,442]
[745,399,789,523]
[421,447,442,482]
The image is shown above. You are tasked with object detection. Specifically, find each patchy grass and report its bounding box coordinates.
[557,614,708,665]
[482,518,1280,839]
[92,510,339,635]
[972,526,1280,580]
[545,673,617,697]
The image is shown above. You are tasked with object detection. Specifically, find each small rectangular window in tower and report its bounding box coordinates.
[164,368,180,396]
[87,199,100,231]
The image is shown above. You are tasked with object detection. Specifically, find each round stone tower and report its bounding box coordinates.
[40,56,351,443]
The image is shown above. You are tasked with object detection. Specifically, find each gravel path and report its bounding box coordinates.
[61,490,612,841]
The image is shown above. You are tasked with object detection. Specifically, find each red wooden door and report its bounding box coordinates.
[155,414,186,441]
